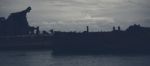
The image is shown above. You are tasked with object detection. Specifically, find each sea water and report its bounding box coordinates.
[0,50,150,66]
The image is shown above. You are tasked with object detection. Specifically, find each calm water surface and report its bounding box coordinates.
[0,50,150,66]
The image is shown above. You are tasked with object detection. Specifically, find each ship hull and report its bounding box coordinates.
[51,32,150,54]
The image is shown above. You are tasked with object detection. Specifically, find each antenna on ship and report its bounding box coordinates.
[86,26,89,33]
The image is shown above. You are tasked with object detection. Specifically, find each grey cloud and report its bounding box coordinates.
[0,0,150,31]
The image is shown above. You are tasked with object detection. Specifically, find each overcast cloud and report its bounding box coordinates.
[0,0,150,31]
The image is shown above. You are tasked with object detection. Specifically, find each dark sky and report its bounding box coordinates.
[0,0,150,31]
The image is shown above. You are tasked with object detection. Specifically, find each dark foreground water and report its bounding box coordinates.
[0,50,150,66]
